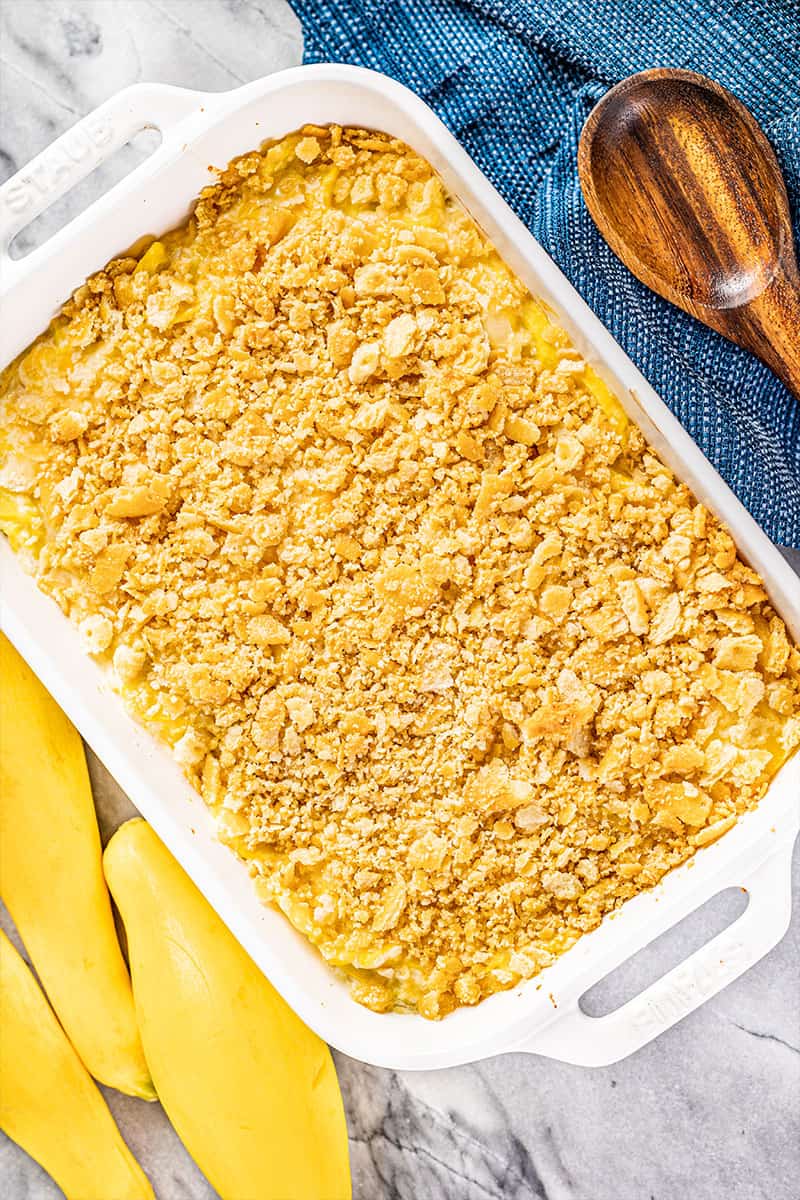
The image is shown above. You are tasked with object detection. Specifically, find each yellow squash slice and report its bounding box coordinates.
[0,930,154,1200]
[0,633,154,1098]
[104,818,352,1200]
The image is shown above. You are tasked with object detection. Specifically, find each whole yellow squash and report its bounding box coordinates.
[0,633,154,1099]
[0,929,154,1200]
[104,818,352,1200]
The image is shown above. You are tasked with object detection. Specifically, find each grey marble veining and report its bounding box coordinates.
[1,3,799,1198]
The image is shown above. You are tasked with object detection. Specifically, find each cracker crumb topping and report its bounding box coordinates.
[1,126,798,1018]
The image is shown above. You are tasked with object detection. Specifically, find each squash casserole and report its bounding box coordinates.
[1,126,798,1019]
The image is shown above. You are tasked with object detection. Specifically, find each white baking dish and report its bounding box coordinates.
[1,65,797,1071]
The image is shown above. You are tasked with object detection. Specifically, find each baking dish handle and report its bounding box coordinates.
[515,826,797,1067]
[0,82,208,263]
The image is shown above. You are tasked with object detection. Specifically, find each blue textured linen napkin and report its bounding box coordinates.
[289,0,800,546]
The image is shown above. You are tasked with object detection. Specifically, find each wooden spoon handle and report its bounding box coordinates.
[740,265,800,402]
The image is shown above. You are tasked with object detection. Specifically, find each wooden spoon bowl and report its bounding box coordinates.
[578,68,800,401]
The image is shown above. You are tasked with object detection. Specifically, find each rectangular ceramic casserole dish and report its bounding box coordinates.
[1,64,797,1071]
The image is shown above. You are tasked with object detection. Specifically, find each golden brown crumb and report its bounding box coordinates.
[1,125,798,1019]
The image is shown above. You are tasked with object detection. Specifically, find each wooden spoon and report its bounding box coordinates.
[578,67,800,401]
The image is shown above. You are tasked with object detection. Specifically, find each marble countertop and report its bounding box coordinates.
[1,3,798,1198]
